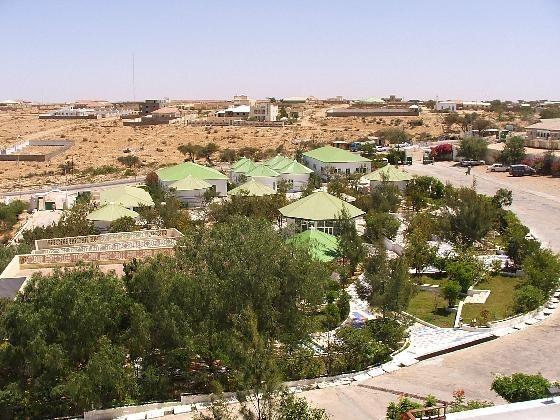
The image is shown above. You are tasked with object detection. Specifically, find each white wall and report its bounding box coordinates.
[303,156,371,179]
[175,189,207,208]
[279,173,310,192]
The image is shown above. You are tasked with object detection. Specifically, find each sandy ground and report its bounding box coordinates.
[0,106,533,192]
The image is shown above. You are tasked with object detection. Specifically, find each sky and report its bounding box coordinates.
[1,0,559,102]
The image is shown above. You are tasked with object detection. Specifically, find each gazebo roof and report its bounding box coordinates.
[287,229,338,262]
[275,160,314,175]
[279,191,364,221]
[246,164,279,178]
[169,175,212,191]
[156,162,228,182]
[232,159,257,173]
[229,179,277,197]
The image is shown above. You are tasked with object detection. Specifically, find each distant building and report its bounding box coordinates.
[326,107,419,117]
[216,105,250,119]
[249,102,278,122]
[151,106,181,123]
[435,101,457,112]
[524,118,560,149]
[461,101,491,110]
[233,95,255,106]
[139,99,167,115]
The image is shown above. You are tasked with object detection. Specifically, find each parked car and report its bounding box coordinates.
[509,164,536,176]
[487,163,509,172]
[460,159,485,167]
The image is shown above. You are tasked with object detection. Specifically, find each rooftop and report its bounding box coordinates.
[169,175,212,191]
[279,191,365,221]
[525,118,560,131]
[274,160,314,175]
[245,164,280,178]
[99,185,154,208]
[361,164,413,182]
[287,229,338,262]
[229,179,277,197]
[152,106,180,115]
[156,162,228,182]
[303,145,371,163]
[86,203,139,222]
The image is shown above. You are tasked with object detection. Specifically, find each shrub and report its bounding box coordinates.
[441,280,462,307]
[523,248,560,295]
[386,397,421,420]
[446,255,484,293]
[514,285,545,313]
[491,373,551,402]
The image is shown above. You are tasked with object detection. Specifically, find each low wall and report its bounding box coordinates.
[0,139,74,162]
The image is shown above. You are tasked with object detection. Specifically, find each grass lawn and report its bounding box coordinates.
[461,275,522,325]
[414,275,448,286]
[407,289,456,328]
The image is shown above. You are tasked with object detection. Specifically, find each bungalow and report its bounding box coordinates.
[99,185,154,211]
[279,191,365,235]
[524,118,560,149]
[86,203,139,232]
[272,159,313,192]
[151,106,181,123]
[245,164,280,190]
[435,101,458,112]
[361,165,413,191]
[156,162,228,196]
[230,158,257,183]
[229,179,277,197]
[169,175,212,207]
[302,146,371,179]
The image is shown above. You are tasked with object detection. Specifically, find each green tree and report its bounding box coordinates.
[458,136,488,160]
[513,285,545,313]
[375,127,411,145]
[178,143,202,162]
[364,211,400,242]
[522,248,560,295]
[199,142,220,165]
[446,254,484,293]
[404,176,444,211]
[500,136,526,165]
[109,216,138,233]
[117,155,141,168]
[491,373,551,403]
[492,188,513,208]
[441,280,461,307]
[336,210,364,273]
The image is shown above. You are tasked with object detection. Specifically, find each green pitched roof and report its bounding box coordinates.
[169,175,212,191]
[87,203,139,222]
[303,146,371,163]
[356,96,385,104]
[99,185,154,208]
[275,160,314,175]
[231,157,251,170]
[229,179,277,197]
[245,164,279,178]
[287,229,338,262]
[362,164,413,182]
[279,191,365,221]
[156,162,228,182]
[232,159,257,174]
[264,155,288,167]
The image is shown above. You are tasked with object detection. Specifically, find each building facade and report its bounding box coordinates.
[249,102,279,122]
[524,118,560,149]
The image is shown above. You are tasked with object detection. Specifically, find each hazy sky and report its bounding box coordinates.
[1,0,559,102]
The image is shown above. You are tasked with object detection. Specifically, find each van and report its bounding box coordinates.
[509,164,536,176]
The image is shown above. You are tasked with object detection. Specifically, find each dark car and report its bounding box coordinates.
[509,164,536,176]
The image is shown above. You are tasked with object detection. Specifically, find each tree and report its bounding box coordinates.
[514,285,545,313]
[117,155,141,168]
[219,148,238,163]
[522,248,560,295]
[500,136,526,165]
[355,182,401,213]
[492,188,513,208]
[109,216,138,233]
[199,143,220,165]
[364,211,400,242]
[178,143,202,162]
[404,176,444,211]
[375,128,411,145]
[491,373,551,403]
[458,136,488,160]
[441,280,461,307]
[444,112,462,129]
[336,210,364,273]
[446,254,484,293]
[405,230,437,274]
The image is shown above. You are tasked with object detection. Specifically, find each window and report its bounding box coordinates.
[346,168,351,174]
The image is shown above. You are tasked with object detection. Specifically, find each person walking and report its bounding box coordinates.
[466,164,472,175]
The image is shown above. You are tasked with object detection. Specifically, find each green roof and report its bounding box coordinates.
[229,179,277,197]
[264,155,288,167]
[287,229,338,262]
[232,159,257,174]
[279,191,365,221]
[356,96,385,104]
[245,164,279,178]
[275,160,314,175]
[99,185,154,208]
[169,175,212,191]
[268,156,295,170]
[362,164,413,182]
[303,146,371,163]
[231,157,252,170]
[156,162,228,182]
[87,203,139,222]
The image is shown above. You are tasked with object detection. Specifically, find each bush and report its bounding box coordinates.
[441,280,462,307]
[446,255,484,293]
[523,248,560,295]
[491,373,551,402]
[514,285,545,313]
[386,397,421,420]
[0,200,27,233]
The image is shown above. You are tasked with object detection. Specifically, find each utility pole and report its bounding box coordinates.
[132,53,136,102]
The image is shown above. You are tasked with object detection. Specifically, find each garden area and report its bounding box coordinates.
[407,289,456,328]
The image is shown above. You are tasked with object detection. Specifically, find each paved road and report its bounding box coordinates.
[303,162,560,419]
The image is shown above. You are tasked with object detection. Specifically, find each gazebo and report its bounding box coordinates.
[361,164,413,190]
[99,185,154,210]
[279,191,364,235]
[229,179,277,197]
[245,164,280,190]
[230,158,257,183]
[169,175,212,207]
[287,229,339,262]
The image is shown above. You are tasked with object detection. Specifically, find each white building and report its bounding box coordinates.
[249,102,279,122]
[302,146,372,180]
[233,95,255,106]
[435,101,457,112]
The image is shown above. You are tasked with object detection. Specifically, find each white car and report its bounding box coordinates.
[487,163,509,172]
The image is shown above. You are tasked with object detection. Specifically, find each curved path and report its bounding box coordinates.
[303,162,560,419]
